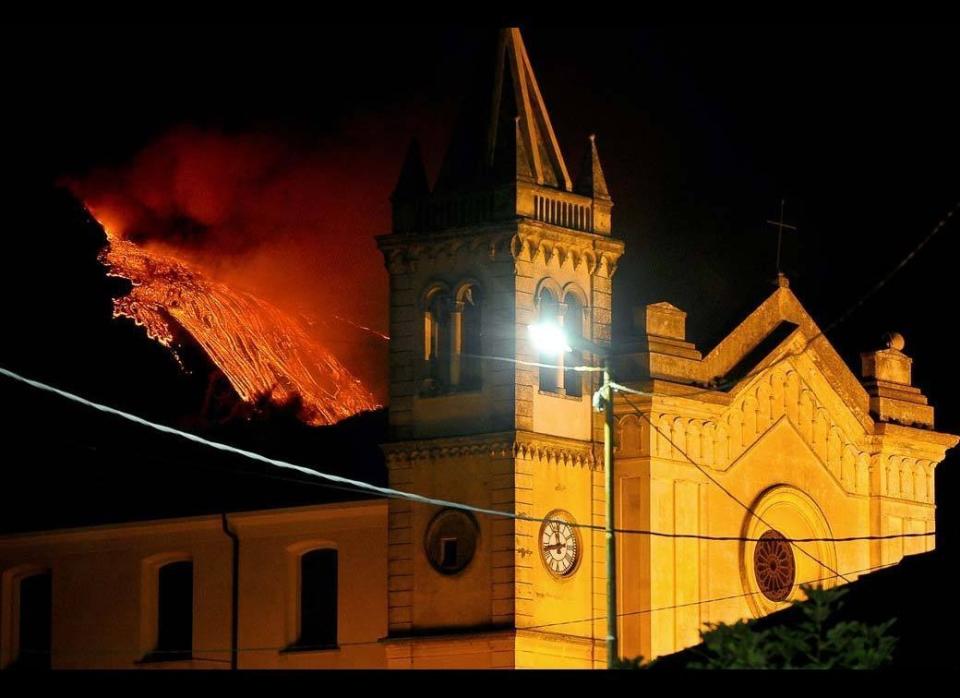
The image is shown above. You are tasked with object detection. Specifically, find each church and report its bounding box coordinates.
[0,27,956,670]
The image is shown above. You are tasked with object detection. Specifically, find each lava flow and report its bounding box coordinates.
[92,214,380,426]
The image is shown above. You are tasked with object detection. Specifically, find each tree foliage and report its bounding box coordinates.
[616,584,897,669]
[688,585,897,669]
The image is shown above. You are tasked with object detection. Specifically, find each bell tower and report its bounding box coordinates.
[377,28,624,668]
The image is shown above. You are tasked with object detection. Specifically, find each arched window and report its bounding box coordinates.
[454,284,482,390]
[423,287,451,392]
[563,294,585,398]
[538,288,562,392]
[150,560,193,661]
[537,282,589,397]
[12,571,51,670]
[297,549,338,650]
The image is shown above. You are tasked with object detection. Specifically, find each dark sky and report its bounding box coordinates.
[2,24,959,544]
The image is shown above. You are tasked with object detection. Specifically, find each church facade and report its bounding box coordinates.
[0,28,956,670]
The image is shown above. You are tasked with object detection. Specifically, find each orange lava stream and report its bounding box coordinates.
[96,224,379,426]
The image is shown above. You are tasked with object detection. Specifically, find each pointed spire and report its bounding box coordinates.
[435,27,572,193]
[575,134,611,202]
[490,113,535,184]
[391,138,429,203]
[514,116,535,182]
[391,139,429,233]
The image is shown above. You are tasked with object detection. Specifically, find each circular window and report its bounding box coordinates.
[753,529,796,602]
[424,509,479,575]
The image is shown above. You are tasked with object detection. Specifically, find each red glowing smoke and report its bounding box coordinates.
[65,125,412,405]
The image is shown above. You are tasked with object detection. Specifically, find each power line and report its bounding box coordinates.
[820,199,958,336]
[592,198,960,402]
[461,352,603,372]
[78,436,944,544]
[6,197,943,545]
[7,195,948,669]
[108,431,933,545]
[617,389,851,583]
[522,561,895,633]
[0,366,935,546]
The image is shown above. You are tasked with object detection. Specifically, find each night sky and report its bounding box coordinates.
[2,25,959,548]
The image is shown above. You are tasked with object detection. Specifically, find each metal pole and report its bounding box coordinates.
[603,357,618,668]
[221,513,240,671]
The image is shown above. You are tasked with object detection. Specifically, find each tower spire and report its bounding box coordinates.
[435,27,572,193]
[391,138,429,203]
[391,138,429,234]
[496,28,571,190]
[575,133,611,202]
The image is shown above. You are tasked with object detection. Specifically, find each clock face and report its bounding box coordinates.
[540,510,580,578]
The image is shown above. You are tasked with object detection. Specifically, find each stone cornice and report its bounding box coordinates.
[513,224,624,279]
[376,221,624,278]
[381,430,598,470]
[514,430,598,470]
[617,355,956,500]
[381,432,516,465]
[872,422,960,455]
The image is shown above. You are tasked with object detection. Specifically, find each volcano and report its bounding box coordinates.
[91,210,380,426]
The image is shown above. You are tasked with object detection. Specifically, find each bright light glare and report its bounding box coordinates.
[528,322,572,356]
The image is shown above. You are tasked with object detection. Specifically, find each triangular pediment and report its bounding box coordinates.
[725,416,854,496]
[710,286,871,428]
[641,356,875,496]
[656,285,873,430]
[703,285,821,377]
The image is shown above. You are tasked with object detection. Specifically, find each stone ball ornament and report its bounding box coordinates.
[884,331,906,352]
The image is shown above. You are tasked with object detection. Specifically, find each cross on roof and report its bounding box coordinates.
[766,198,798,278]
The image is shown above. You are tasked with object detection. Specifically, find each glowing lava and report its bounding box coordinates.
[93,214,379,426]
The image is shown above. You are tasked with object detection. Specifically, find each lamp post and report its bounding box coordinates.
[528,322,618,669]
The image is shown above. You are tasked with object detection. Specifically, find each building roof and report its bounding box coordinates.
[0,371,387,536]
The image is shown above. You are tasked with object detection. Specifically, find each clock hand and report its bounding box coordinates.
[543,542,566,551]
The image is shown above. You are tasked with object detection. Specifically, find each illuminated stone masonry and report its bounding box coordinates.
[612,282,957,659]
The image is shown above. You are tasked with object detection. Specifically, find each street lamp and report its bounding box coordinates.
[528,321,618,669]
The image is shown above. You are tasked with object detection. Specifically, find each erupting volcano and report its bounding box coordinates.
[61,126,400,426]
[92,215,380,426]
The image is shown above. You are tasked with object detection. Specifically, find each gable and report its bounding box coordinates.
[703,286,872,428]
[630,284,874,431]
[727,416,867,498]
[636,353,874,497]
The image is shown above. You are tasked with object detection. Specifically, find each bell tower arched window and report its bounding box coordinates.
[421,282,484,395]
[563,294,585,398]
[453,283,482,390]
[423,286,451,392]
[538,288,562,392]
[537,282,589,397]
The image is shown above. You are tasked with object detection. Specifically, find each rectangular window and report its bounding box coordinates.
[298,549,338,650]
[153,560,193,661]
[441,538,459,569]
[14,572,51,670]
